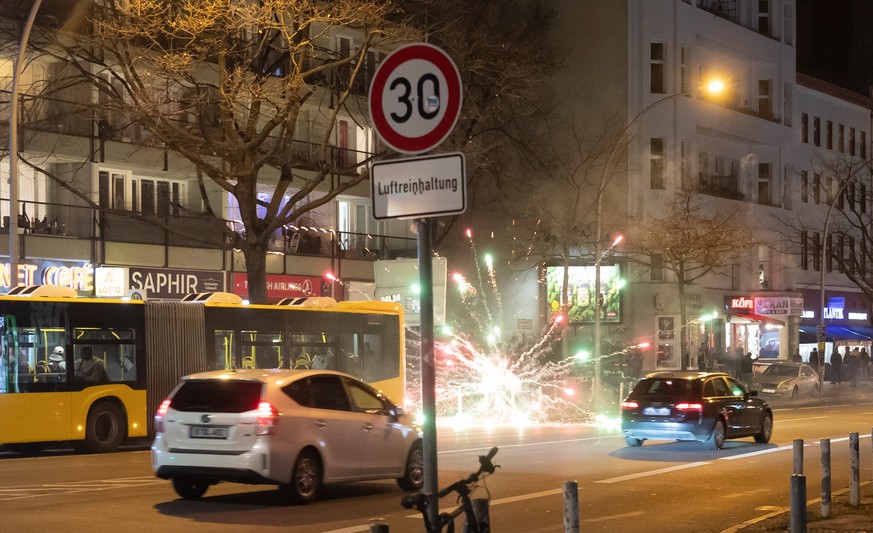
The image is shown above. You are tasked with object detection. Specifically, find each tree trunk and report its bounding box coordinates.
[678,275,687,371]
[243,240,270,304]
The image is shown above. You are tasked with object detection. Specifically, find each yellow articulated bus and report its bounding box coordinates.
[0,287,405,453]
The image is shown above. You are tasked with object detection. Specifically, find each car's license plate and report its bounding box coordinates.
[762,388,776,394]
[643,407,671,416]
[190,426,228,439]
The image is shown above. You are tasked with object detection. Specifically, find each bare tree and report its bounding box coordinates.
[627,187,758,368]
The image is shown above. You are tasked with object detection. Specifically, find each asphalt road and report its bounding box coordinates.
[2,383,872,532]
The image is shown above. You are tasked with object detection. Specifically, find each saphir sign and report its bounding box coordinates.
[129,267,224,299]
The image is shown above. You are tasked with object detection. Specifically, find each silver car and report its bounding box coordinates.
[152,369,423,502]
[753,361,821,398]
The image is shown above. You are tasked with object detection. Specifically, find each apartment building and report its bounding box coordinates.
[533,0,873,369]
[0,3,415,301]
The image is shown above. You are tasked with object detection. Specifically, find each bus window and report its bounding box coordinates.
[362,335,388,382]
[73,328,136,383]
[214,330,235,369]
[242,331,283,369]
[338,332,361,375]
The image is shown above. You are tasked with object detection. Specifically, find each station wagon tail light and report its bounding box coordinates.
[620,400,639,410]
[675,402,703,412]
[155,398,172,434]
[255,401,278,435]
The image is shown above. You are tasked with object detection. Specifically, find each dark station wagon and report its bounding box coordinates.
[620,372,773,450]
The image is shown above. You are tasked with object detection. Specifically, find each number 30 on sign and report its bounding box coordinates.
[368,43,463,155]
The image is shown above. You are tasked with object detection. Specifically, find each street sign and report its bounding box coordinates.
[370,152,466,219]
[369,43,463,154]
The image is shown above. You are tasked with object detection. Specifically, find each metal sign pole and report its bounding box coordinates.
[417,218,438,528]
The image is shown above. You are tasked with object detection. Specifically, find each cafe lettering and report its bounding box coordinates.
[0,261,94,292]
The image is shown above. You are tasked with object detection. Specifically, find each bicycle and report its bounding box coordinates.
[401,446,499,533]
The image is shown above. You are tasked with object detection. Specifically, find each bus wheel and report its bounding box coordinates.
[81,402,126,453]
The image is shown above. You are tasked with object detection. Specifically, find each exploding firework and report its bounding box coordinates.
[406,229,595,427]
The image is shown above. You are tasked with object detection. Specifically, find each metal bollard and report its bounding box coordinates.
[790,474,807,533]
[471,498,490,532]
[369,523,389,533]
[793,438,804,475]
[563,480,580,533]
[821,438,831,518]
[850,432,860,506]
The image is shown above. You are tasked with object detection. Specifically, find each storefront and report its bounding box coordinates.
[95,266,225,299]
[724,293,803,361]
[798,289,872,363]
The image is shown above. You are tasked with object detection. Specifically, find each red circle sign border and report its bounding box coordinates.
[369,43,463,154]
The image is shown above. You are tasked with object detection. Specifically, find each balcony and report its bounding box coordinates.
[699,173,744,200]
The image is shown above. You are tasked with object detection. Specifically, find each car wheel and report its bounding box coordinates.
[397,441,424,491]
[754,413,773,443]
[790,386,798,399]
[80,401,126,453]
[705,420,725,450]
[172,477,209,499]
[283,450,322,504]
[624,436,644,447]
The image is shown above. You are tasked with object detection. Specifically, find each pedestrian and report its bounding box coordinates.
[847,347,860,387]
[698,342,709,371]
[810,347,820,373]
[860,347,870,379]
[792,348,802,363]
[733,346,744,379]
[742,351,754,388]
[831,347,843,384]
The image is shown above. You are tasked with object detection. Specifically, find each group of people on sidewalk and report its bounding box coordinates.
[795,345,870,387]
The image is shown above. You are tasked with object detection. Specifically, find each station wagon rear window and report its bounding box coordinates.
[632,378,693,397]
[170,380,262,412]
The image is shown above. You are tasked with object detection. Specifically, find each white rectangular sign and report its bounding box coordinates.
[371,152,466,220]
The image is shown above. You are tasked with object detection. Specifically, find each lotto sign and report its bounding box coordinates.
[369,43,463,154]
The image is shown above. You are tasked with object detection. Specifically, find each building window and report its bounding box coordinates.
[680,47,687,93]
[849,236,856,274]
[814,173,821,204]
[839,124,845,152]
[758,163,771,205]
[827,176,835,205]
[783,82,792,126]
[758,80,772,118]
[813,117,820,146]
[863,238,868,277]
[680,139,689,184]
[800,230,809,270]
[650,138,666,189]
[100,169,185,216]
[838,235,845,273]
[862,183,868,214]
[651,254,664,281]
[862,131,868,159]
[801,113,808,143]
[758,0,770,35]
[826,120,833,150]
[826,234,834,272]
[800,171,809,203]
[849,127,856,156]
[650,42,665,94]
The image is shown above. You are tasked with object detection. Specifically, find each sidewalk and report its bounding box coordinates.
[737,379,873,531]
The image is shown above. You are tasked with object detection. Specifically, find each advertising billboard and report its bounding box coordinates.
[545,264,622,324]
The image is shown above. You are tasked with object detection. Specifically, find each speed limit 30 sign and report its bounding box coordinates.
[369,43,462,154]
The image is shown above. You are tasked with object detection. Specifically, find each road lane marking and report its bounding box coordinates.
[0,476,164,501]
[595,461,711,483]
[583,510,646,523]
[774,415,828,423]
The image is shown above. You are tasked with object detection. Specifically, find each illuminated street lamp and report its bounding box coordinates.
[592,79,726,406]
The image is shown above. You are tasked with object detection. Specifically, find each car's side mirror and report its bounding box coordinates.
[389,406,404,420]
[747,389,758,397]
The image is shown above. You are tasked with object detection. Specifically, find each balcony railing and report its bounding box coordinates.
[0,198,417,262]
[699,173,744,200]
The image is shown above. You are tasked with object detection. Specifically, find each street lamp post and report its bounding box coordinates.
[8,0,43,289]
[592,80,725,405]
[818,178,853,360]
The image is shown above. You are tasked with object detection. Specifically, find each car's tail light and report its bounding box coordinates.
[154,398,171,434]
[620,400,639,410]
[255,401,278,435]
[675,402,703,412]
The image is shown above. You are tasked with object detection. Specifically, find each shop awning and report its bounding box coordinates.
[729,312,784,325]
[799,325,873,342]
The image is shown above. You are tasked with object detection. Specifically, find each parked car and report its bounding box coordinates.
[753,361,821,398]
[620,371,773,450]
[152,368,423,502]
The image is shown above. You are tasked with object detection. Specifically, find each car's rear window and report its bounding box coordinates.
[632,378,693,397]
[170,380,263,412]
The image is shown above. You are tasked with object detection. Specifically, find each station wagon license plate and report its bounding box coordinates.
[190,426,228,439]
[762,388,776,394]
[643,407,671,416]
